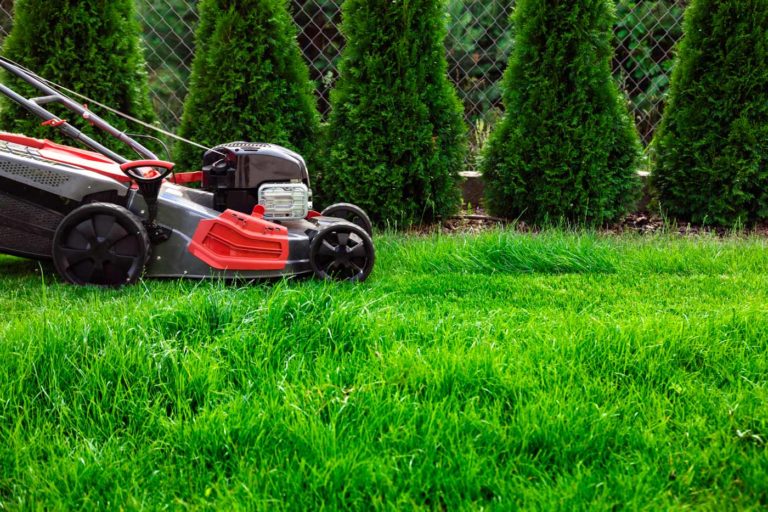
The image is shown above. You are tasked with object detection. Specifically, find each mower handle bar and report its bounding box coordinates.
[0,57,158,164]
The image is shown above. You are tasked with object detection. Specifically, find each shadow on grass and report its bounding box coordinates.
[0,255,53,278]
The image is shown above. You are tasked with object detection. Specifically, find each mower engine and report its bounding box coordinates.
[202,142,312,220]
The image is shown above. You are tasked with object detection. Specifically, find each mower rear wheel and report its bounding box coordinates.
[310,223,375,282]
[52,203,150,287]
[321,203,373,236]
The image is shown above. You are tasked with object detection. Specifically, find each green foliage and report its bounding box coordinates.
[482,0,641,225]
[652,0,768,226]
[319,0,467,227]
[174,0,320,171]
[2,231,768,507]
[0,0,156,150]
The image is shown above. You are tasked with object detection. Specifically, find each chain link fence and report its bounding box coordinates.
[0,0,685,144]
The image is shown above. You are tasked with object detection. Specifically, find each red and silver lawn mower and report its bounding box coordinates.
[0,57,375,285]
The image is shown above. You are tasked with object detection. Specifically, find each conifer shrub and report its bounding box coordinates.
[0,0,155,149]
[481,0,641,225]
[652,1,768,226]
[174,0,320,171]
[319,0,467,227]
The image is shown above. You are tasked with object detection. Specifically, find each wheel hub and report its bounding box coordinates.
[335,245,351,264]
[92,238,112,261]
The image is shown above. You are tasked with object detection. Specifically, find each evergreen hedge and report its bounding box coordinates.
[652,0,768,226]
[319,0,467,227]
[481,0,641,225]
[0,0,155,149]
[174,0,320,171]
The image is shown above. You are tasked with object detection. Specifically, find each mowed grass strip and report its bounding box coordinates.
[0,230,766,510]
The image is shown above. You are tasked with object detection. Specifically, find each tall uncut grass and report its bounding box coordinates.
[1,230,767,509]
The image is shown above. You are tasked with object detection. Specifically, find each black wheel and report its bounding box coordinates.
[310,223,375,282]
[321,203,373,236]
[52,203,150,286]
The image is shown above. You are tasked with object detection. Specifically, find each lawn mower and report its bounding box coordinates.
[0,57,375,285]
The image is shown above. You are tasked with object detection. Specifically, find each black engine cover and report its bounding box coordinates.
[201,142,310,213]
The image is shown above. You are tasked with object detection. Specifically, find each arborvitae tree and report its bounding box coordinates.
[175,0,320,171]
[319,0,467,227]
[0,0,155,149]
[652,1,768,226]
[481,0,641,225]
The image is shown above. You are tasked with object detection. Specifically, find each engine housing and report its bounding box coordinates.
[202,142,311,217]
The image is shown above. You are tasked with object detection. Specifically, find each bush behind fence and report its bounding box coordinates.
[0,0,685,144]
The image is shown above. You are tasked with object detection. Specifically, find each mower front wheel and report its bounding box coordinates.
[52,203,150,287]
[310,223,375,282]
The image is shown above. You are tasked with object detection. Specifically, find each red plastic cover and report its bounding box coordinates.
[170,171,203,185]
[188,210,289,271]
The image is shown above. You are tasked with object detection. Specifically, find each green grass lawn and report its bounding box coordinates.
[1,230,767,510]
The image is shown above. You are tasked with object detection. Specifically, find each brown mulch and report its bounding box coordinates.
[607,213,768,237]
[409,210,768,237]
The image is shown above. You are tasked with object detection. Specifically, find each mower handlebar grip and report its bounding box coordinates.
[120,160,175,172]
